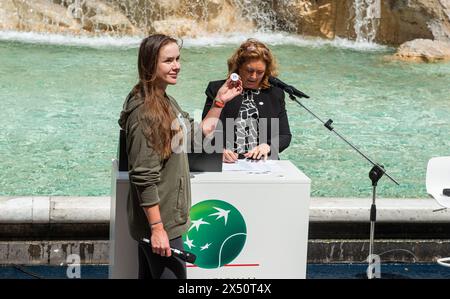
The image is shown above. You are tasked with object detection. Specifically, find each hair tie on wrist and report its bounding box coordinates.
[150,220,163,226]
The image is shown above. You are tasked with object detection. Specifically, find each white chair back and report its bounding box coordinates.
[426,156,450,267]
[426,156,450,208]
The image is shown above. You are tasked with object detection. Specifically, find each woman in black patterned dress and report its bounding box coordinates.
[201,38,292,163]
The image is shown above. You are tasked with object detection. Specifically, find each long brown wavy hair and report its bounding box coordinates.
[133,34,181,159]
[227,38,278,89]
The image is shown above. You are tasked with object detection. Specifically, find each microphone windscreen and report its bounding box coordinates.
[185,252,197,264]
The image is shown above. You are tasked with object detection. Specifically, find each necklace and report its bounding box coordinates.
[241,88,261,96]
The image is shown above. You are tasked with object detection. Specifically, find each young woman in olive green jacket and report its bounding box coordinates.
[119,34,242,279]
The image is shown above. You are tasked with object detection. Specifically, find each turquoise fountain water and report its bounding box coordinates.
[0,35,449,197]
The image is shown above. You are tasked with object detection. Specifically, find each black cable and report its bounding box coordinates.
[13,265,43,279]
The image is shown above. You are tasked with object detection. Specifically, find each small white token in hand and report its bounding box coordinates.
[230,73,239,82]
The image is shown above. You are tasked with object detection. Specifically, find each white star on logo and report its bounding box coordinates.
[200,243,212,251]
[189,218,210,232]
[208,207,231,225]
[184,236,195,250]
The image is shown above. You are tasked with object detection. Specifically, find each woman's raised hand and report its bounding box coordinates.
[216,76,243,104]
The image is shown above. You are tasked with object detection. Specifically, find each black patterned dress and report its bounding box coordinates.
[235,89,260,154]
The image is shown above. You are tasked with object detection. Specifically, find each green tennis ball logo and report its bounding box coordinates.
[182,200,247,269]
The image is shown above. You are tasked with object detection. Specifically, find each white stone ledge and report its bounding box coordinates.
[308,197,450,222]
[0,196,110,223]
[0,196,449,223]
[49,196,110,223]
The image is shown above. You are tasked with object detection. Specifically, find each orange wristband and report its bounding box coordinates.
[213,98,225,108]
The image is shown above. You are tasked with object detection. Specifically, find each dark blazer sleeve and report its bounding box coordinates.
[202,84,214,119]
[277,90,292,153]
[202,80,226,119]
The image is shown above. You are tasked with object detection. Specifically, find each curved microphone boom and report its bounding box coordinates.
[269,76,309,98]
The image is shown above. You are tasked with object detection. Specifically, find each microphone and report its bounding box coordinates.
[269,76,309,98]
[171,248,197,264]
[141,238,197,264]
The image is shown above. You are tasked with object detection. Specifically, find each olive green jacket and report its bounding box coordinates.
[118,92,192,241]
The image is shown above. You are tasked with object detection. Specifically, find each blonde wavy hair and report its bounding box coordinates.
[227,38,278,89]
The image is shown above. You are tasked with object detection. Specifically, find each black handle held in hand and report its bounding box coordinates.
[141,238,197,264]
[171,248,197,264]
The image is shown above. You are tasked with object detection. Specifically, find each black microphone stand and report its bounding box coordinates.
[284,89,399,279]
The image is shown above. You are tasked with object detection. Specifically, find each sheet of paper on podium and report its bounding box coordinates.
[222,159,283,173]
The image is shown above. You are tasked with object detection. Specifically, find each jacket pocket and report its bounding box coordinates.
[176,176,186,210]
[175,176,189,225]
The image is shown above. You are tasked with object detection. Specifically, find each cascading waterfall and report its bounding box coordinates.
[105,0,297,33]
[230,0,297,32]
[2,0,299,36]
[2,0,386,46]
[66,0,82,19]
[353,0,381,43]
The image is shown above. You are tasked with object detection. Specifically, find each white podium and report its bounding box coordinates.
[109,160,311,279]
